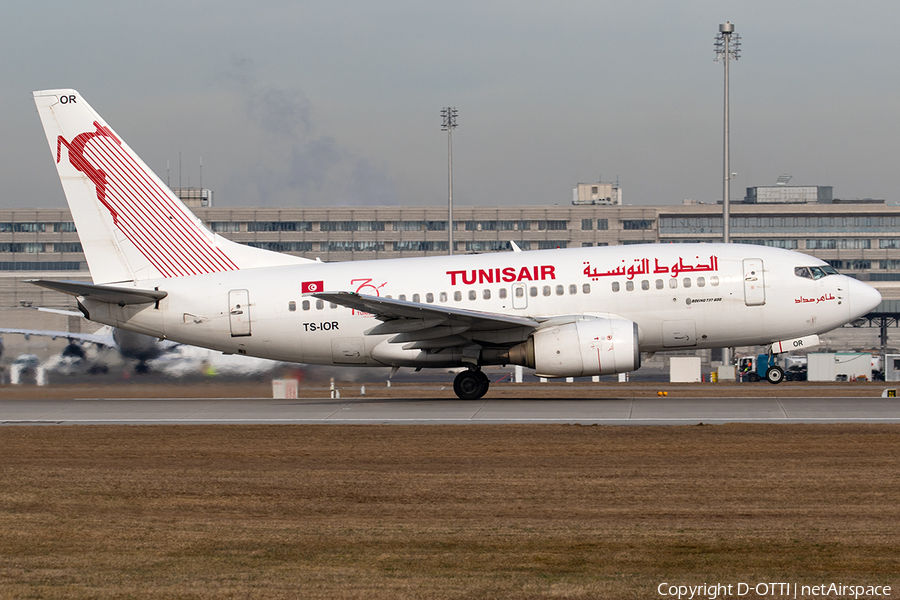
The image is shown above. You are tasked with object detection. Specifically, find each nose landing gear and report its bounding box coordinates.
[765,365,785,384]
[453,368,490,400]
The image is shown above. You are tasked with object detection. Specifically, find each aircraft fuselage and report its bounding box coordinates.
[82,243,875,369]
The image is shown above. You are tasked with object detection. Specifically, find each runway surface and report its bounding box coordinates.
[3,394,900,425]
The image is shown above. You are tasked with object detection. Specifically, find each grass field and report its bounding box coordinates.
[1,423,898,599]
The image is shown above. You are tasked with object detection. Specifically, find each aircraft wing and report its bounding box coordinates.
[311,291,541,346]
[0,328,115,346]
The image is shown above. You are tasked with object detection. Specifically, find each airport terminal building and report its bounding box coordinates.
[0,187,898,351]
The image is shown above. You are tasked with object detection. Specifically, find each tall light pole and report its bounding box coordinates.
[714,22,740,243]
[714,22,740,370]
[441,107,458,256]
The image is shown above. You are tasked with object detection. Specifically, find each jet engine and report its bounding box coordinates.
[506,317,640,377]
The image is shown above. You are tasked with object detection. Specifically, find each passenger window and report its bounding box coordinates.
[697,277,705,288]
[641,280,649,291]
[440,292,448,302]
[669,279,678,289]
[710,276,719,286]
[302,300,310,311]
[569,284,577,295]
[288,301,296,312]
[555,285,564,295]
[454,291,462,301]
[625,280,634,292]
[530,287,538,297]
[612,281,620,292]
[412,293,420,303]
[330,303,337,309]
[656,279,664,290]
[499,288,507,299]
[316,300,324,310]
[468,290,477,301]
[542,286,551,296]
[515,286,524,298]
[582,283,591,294]
[426,292,434,303]
[399,294,407,301]
[683,278,691,288]
[483,289,491,300]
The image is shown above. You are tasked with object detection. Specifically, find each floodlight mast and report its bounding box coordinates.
[715,22,740,369]
[714,22,740,244]
[441,107,458,256]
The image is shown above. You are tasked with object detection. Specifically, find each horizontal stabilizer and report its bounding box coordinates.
[27,280,167,305]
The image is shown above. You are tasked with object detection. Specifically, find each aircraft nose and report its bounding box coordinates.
[847,277,882,318]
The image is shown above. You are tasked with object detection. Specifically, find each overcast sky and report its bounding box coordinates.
[2,1,898,210]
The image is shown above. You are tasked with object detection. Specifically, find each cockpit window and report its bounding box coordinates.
[795,265,838,280]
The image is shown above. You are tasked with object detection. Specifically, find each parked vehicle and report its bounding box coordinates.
[738,354,785,384]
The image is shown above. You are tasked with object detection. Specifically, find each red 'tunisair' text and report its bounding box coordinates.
[446,265,556,286]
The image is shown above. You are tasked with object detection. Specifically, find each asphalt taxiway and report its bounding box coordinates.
[3,393,900,425]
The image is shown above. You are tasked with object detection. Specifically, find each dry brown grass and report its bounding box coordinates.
[0,424,898,599]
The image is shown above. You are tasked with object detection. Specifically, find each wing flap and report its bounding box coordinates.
[366,318,446,335]
[403,335,471,350]
[389,325,471,343]
[313,291,540,347]
[312,292,540,329]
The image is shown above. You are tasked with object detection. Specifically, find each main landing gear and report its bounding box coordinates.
[453,368,490,400]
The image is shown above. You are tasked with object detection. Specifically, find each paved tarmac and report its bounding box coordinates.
[3,394,900,425]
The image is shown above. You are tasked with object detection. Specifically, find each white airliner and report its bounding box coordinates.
[30,89,882,399]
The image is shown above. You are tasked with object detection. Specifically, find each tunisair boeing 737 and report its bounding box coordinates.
[30,89,882,399]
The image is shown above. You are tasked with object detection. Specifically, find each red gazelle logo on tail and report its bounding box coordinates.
[57,122,123,226]
[55,121,238,278]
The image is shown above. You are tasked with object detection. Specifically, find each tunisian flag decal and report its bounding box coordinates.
[302,280,324,293]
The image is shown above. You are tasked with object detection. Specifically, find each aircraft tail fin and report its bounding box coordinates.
[33,89,310,284]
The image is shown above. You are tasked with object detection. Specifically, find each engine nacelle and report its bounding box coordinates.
[507,317,640,377]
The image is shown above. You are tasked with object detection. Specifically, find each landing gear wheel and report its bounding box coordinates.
[453,370,490,400]
[765,366,785,385]
[475,370,489,396]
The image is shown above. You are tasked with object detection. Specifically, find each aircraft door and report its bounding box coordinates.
[742,259,766,306]
[228,289,251,337]
[512,283,527,309]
